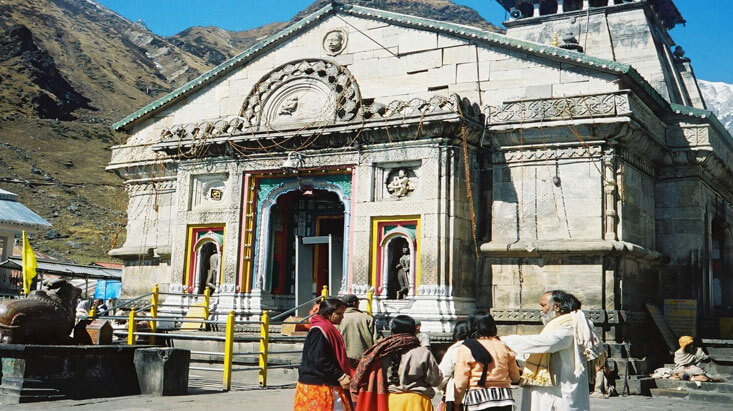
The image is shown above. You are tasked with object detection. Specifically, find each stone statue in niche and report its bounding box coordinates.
[386,168,416,198]
[395,246,411,299]
[278,96,299,117]
[205,249,220,293]
[323,29,347,56]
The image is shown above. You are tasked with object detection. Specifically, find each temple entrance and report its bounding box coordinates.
[267,188,345,312]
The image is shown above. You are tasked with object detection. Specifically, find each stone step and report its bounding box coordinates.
[650,387,733,405]
[613,376,654,395]
[654,378,733,394]
[607,357,649,375]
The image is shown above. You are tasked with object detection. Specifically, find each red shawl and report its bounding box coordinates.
[350,334,420,411]
[310,314,353,377]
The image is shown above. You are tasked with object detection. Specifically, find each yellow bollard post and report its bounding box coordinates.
[150,283,159,345]
[203,286,211,323]
[89,305,96,318]
[321,285,328,301]
[223,310,235,392]
[366,288,374,316]
[127,309,136,345]
[259,310,270,388]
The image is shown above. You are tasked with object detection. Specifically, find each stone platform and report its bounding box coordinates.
[0,344,150,404]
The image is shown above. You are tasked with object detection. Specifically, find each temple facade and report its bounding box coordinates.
[108,0,732,339]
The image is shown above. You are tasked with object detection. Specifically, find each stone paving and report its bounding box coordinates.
[5,384,730,410]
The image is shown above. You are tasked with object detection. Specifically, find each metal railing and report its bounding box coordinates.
[81,282,376,391]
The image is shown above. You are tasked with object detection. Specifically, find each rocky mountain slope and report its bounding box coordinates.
[698,80,733,136]
[170,0,502,67]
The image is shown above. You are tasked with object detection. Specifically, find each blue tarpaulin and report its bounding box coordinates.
[94,280,122,300]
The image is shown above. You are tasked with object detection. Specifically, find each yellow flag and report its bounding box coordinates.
[22,231,37,295]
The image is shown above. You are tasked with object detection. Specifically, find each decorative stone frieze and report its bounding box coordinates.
[490,308,621,325]
[494,144,603,164]
[125,178,177,196]
[416,285,452,296]
[484,93,630,124]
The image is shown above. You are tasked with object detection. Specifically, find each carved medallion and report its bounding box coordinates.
[386,168,417,198]
[239,59,361,131]
[323,29,347,56]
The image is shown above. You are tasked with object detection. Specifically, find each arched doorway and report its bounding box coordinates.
[266,188,345,298]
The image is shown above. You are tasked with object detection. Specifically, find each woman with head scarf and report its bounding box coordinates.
[351,315,441,411]
[294,298,353,411]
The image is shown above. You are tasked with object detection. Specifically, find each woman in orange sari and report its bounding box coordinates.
[294,298,353,410]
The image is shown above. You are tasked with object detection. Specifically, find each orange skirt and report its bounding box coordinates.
[293,382,352,411]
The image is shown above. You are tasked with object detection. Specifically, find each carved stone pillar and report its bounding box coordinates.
[602,148,619,241]
[557,0,564,13]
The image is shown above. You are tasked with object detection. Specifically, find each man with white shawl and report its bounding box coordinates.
[501,290,606,411]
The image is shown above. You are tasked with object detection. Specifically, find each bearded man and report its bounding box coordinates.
[501,290,606,411]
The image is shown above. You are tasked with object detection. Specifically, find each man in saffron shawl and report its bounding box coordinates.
[294,298,353,410]
[501,290,606,411]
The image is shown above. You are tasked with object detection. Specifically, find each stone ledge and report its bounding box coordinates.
[480,239,667,262]
[490,308,625,325]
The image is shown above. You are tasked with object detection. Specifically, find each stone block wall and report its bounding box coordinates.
[504,3,686,105]
[490,155,603,243]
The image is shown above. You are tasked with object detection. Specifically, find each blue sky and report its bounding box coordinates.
[97,0,732,83]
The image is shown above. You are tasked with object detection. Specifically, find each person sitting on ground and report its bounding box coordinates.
[351,315,441,411]
[338,294,376,370]
[673,335,720,382]
[294,298,353,411]
[454,313,520,411]
[438,321,470,411]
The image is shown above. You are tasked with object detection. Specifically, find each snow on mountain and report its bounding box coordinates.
[698,79,733,136]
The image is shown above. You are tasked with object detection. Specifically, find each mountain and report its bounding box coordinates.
[171,0,502,67]
[698,80,733,136]
[0,0,501,264]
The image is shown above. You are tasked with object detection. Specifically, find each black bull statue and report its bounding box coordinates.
[0,279,82,344]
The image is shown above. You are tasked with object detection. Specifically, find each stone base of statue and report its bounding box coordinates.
[0,344,148,404]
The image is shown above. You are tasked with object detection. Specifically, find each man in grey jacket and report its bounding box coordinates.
[338,294,375,369]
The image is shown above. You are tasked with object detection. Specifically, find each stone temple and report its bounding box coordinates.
[108,0,733,343]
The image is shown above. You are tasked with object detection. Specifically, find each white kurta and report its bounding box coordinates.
[438,340,463,401]
[502,327,590,411]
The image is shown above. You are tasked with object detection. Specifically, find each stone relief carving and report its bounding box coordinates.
[386,168,417,198]
[278,96,299,117]
[241,59,361,129]
[364,94,481,121]
[191,174,228,209]
[484,93,630,124]
[323,29,347,56]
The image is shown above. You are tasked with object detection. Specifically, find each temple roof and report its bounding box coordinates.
[0,188,51,230]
